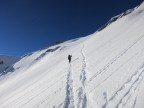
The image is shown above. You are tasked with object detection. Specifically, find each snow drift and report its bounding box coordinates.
[0,2,144,108]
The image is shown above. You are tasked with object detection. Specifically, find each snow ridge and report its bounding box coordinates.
[97,2,142,32]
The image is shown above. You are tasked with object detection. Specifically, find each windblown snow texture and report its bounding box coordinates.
[0,2,144,108]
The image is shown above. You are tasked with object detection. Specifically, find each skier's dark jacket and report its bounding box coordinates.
[68,55,72,63]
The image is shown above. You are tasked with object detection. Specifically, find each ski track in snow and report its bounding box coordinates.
[116,69,144,108]
[77,45,88,108]
[88,51,140,93]
[31,86,64,108]
[132,95,138,108]
[63,65,75,108]
[2,71,65,102]
[89,35,144,83]
[3,73,67,108]
[2,35,144,108]
[103,92,109,108]
[3,44,89,108]
[102,63,144,108]
[86,35,144,108]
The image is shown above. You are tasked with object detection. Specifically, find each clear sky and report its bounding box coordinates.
[0,0,143,56]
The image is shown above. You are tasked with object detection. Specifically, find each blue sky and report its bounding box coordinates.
[0,0,143,56]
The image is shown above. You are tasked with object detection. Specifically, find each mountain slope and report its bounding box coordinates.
[0,2,144,108]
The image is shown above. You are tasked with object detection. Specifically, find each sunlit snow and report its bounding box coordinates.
[0,2,144,108]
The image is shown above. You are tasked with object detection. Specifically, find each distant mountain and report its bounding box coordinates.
[0,55,20,74]
[0,2,144,108]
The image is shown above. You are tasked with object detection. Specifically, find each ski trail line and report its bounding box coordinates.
[103,63,144,108]
[88,51,139,93]
[2,73,67,108]
[64,64,75,108]
[133,95,138,108]
[116,69,144,108]
[77,45,88,108]
[89,35,144,82]
[1,66,69,107]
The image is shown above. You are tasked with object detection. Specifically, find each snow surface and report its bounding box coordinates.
[0,2,144,108]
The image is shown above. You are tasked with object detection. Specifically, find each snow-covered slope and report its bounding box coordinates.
[0,55,20,74]
[0,2,144,108]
